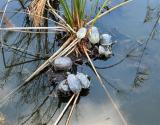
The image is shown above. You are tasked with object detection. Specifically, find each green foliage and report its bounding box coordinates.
[59,0,73,26]
[59,0,86,27]
[59,0,132,28]
[91,0,109,26]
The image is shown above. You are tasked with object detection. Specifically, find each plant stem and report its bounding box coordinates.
[65,93,80,125]
[83,46,128,125]
[53,94,76,125]
[86,0,133,26]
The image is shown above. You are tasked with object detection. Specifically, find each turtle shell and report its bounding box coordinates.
[53,57,73,71]
[67,74,82,93]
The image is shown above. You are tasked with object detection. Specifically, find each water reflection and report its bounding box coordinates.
[133,0,160,88]
[0,0,160,125]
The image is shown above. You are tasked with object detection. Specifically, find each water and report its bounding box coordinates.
[0,0,160,125]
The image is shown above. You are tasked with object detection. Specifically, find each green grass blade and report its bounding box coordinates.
[91,0,109,26]
[80,0,86,19]
[87,0,133,26]
[59,0,73,26]
[88,0,99,19]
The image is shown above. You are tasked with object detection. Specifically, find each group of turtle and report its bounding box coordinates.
[49,26,115,95]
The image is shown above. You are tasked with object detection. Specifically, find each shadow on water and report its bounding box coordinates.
[0,0,160,125]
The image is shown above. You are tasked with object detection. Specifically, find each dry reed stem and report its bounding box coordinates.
[64,46,76,56]
[25,37,81,84]
[65,93,80,125]
[0,0,11,48]
[0,10,70,31]
[57,38,80,57]
[0,27,66,33]
[75,47,81,57]
[47,0,76,33]
[83,46,128,125]
[0,30,62,34]
[24,37,73,83]
[0,1,132,123]
[29,0,47,27]
[53,94,76,125]
[0,37,79,106]
[24,37,80,84]
[0,26,65,30]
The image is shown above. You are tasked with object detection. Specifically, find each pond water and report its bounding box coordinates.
[0,0,160,125]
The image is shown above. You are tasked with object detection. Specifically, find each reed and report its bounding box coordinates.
[0,0,133,125]
[29,0,47,26]
[23,0,133,88]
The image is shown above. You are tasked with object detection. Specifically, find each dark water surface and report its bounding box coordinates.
[0,0,160,125]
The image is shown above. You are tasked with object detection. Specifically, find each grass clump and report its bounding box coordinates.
[0,0,133,125]
[26,0,132,81]
[29,0,47,27]
[25,1,133,124]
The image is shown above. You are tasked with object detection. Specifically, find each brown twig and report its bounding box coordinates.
[65,93,80,125]
[53,94,76,125]
[83,46,128,125]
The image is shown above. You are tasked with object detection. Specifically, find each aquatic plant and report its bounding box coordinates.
[25,0,132,87]
[27,1,132,124]
[0,0,133,125]
[29,0,47,26]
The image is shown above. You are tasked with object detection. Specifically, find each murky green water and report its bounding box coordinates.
[0,0,160,125]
